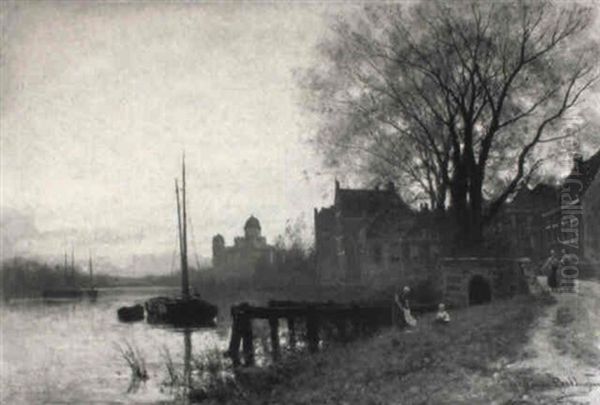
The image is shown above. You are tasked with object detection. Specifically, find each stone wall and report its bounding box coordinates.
[442,258,531,308]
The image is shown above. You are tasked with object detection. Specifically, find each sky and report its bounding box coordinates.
[1,1,599,274]
[0,1,356,273]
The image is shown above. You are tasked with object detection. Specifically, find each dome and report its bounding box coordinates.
[244,215,261,230]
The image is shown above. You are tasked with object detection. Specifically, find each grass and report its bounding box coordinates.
[202,294,552,405]
[115,340,149,383]
[189,348,237,403]
[161,346,180,387]
[158,346,239,404]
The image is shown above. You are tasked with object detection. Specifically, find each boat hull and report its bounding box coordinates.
[145,296,218,327]
[118,304,145,322]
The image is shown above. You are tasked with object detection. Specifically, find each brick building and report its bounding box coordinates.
[314,181,441,287]
[542,150,600,264]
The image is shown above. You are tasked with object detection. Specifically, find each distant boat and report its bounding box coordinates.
[82,254,98,300]
[42,251,98,300]
[145,156,218,327]
[117,304,145,322]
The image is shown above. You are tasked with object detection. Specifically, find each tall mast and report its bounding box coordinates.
[88,252,94,288]
[71,246,75,283]
[64,251,68,282]
[181,154,190,299]
[176,179,185,294]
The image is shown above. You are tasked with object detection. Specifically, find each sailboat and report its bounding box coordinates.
[82,253,98,299]
[42,249,98,299]
[145,156,218,327]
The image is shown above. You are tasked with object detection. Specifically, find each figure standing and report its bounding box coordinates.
[541,249,559,291]
[394,286,416,327]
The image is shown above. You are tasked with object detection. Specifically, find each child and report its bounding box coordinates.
[435,303,450,324]
[394,286,416,327]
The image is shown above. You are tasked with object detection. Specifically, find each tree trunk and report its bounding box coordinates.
[467,169,484,250]
[450,171,469,253]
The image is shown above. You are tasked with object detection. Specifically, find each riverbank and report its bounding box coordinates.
[192,292,553,404]
[218,281,600,405]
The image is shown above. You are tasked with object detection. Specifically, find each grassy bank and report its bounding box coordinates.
[194,293,553,405]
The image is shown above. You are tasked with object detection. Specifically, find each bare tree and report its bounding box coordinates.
[302,0,599,248]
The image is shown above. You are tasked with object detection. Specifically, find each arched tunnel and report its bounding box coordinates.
[468,275,492,305]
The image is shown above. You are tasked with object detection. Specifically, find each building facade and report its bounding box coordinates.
[542,151,600,263]
[314,180,441,287]
[487,150,599,266]
[314,150,599,286]
[493,183,559,261]
[212,215,275,278]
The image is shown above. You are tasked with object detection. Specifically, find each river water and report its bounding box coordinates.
[0,287,237,404]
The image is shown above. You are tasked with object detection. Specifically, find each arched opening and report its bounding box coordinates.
[468,275,491,305]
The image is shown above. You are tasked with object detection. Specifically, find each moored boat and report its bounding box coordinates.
[145,296,217,327]
[117,304,145,322]
[145,156,218,327]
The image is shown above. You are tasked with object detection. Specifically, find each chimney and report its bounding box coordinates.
[335,179,340,192]
[387,181,395,193]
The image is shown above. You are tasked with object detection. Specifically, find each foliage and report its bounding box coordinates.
[254,216,316,288]
[302,0,599,247]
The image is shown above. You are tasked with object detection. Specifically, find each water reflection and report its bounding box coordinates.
[0,288,230,404]
[183,328,192,398]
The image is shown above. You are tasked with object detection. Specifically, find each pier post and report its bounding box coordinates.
[287,317,296,350]
[269,316,280,361]
[241,313,254,367]
[306,308,320,353]
[227,307,242,367]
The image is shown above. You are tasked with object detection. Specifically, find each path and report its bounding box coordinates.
[510,278,600,404]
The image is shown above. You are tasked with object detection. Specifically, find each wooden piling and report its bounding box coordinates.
[269,316,280,361]
[287,317,296,349]
[306,308,319,353]
[241,312,254,366]
[227,308,242,367]
[228,300,395,364]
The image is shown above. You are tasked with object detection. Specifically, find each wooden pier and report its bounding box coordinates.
[226,300,393,367]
